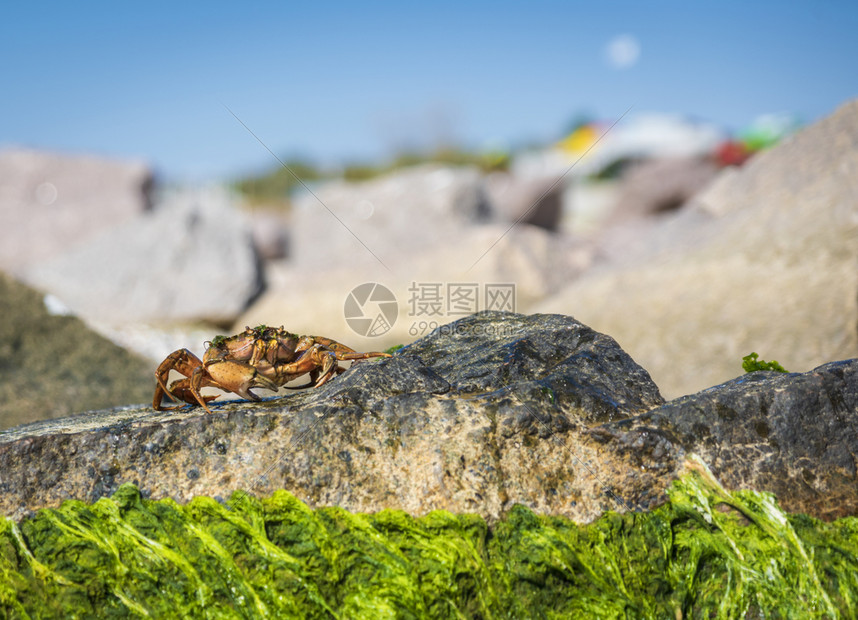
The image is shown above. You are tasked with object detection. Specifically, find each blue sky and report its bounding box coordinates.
[2,1,856,181]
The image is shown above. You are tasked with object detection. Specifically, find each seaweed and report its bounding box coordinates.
[742,352,789,374]
[2,459,856,618]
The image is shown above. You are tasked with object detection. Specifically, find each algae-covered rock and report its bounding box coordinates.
[2,462,856,618]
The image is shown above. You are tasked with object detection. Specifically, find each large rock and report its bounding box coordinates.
[0,313,664,523]
[592,359,858,520]
[0,272,154,430]
[484,172,564,230]
[604,155,720,222]
[0,148,153,274]
[536,98,858,398]
[2,312,856,526]
[291,164,492,271]
[21,186,263,326]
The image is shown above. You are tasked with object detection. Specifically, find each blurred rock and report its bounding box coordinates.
[604,155,720,223]
[0,272,154,430]
[291,164,492,271]
[22,186,263,326]
[484,172,564,230]
[235,223,591,353]
[248,209,290,260]
[536,98,858,398]
[0,148,153,273]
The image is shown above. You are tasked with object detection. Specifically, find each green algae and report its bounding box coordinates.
[2,459,857,618]
[742,352,789,374]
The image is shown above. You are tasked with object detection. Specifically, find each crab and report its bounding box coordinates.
[153,325,392,413]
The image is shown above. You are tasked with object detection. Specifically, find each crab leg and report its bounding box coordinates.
[154,349,279,414]
[153,349,205,410]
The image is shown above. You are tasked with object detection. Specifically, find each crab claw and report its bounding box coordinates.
[203,360,279,402]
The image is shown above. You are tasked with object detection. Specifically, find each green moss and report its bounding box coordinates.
[2,460,856,617]
[742,352,789,373]
[384,344,405,355]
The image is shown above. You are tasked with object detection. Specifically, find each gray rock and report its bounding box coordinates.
[22,186,264,326]
[537,98,858,398]
[248,209,290,260]
[591,359,858,520]
[3,311,854,526]
[291,164,492,270]
[484,172,564,230]
[0,148,153,274]
[0,312,664,523]
[0,272,154,430]
[235,223,589,354]
[604,155,720,223]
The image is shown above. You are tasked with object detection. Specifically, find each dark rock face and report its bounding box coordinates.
[1,311,856,525]
[593,361,858,520]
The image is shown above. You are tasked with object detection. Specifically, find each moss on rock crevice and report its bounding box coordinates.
[2,459,857,618]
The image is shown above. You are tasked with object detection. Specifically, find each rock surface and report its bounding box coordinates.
[592,360,858,520]
[0,148,153,274]
[0,272,154,430]
[2,311,856,526]
[537,98,858,398]
[0,313,663,522]
[21,186,264,326]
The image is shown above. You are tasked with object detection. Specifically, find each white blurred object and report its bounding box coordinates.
[43,293,73,316]
[605,34,641,70]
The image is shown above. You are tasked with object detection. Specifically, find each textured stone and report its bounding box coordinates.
[591,359,858,520]
[537,98,858,398]
[0,313,663,523]
[2,311,855,527]
[0,148,153,274]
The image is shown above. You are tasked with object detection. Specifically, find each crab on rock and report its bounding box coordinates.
[153,325,392,413]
